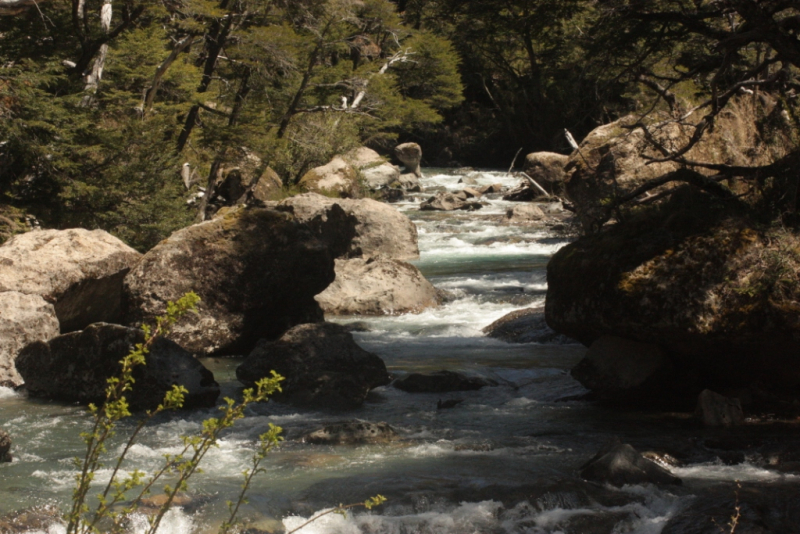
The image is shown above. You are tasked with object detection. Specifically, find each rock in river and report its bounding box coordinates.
[302,421,399,445]
[0,228,141,332]
[16,323,220,410]
[0,291,59,387]
[237,323,390,409]
[580,438,681,487]
[277,193,419,261]
[315,257,443,316]
[123,207,337,355]
[393,370,497,393]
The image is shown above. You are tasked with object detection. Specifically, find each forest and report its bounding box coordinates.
[2,0,800,249]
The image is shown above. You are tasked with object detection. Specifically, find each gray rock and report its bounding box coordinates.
[0,229,141,332]
[503,204,546,225]
[123,208,336,355]
[462,187,482,198]
[394,142,422,177]
[479,183,504,195]
[695,389,744,427]
[522,152,568,194]
[236,323,390,409]
[580,439,682,487]
[316,257,442,316]
[420,192,484,211]
[277,193,419,261]
[570,336,674,402]
[16,323,220,410]
[395,173,421,192]
[0,428,11,462]
[361,163,402,190]
[0,292,59,387]
[393,370,497,393]
[482,307,575,344]
[302,421,399,445]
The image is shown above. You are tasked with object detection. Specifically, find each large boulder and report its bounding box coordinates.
[16,323,220,410]
[315,257,442,316]
[0,292,60,387]
[123,208,338,355]
[564,97,792,231]
[236,323,390,409]
[523,152,568,194]
[580,439,682,487]
[0,229,141,332]
[277,193,419,261]
[394,142,422,177]
[344,147,401,190]
[546,195,800,398]
[298,156,359,198]
[570,336,674,403]
[302,421,399,445]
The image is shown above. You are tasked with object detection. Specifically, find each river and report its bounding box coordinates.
[1,169,798,533]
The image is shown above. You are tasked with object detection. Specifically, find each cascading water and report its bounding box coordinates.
[1,170,798,534]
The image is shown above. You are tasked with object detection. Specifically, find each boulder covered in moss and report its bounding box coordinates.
[237,322,390,409]
[564,97,793,231]
[123,207,341,355]
[277,192,419,261]
[546,194,800,398]
[298,156,359,198]
[17,323,219,410]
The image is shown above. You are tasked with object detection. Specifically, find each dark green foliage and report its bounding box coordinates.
[1,0,464,247]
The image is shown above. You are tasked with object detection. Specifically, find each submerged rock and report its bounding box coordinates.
[0,228,141,332]
[0,428,11,462]
[482,307,575,344]
[302,421,399,445]
[393,370,497,393]
[123,207,336,355]
[236,323,390,409]
[16,323,220,410]
[315,257,443,316]
[580,439,682,487]
[0,292,60,387]
[695,389,744,427]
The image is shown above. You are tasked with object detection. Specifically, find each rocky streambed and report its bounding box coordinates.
[0,170,799,534]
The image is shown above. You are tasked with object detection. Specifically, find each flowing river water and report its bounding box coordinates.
[1,170,799,533]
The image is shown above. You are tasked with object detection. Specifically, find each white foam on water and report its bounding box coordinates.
[282,489,690,534]
[345,295,531,340]
[0,386,21,400]
[128,508,195,534]
[284,500,503,534]
[671,461,800,483]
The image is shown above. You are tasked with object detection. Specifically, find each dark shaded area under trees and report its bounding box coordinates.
[2,0,800,248]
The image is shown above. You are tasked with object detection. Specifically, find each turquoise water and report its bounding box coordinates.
[0,170,794,533]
